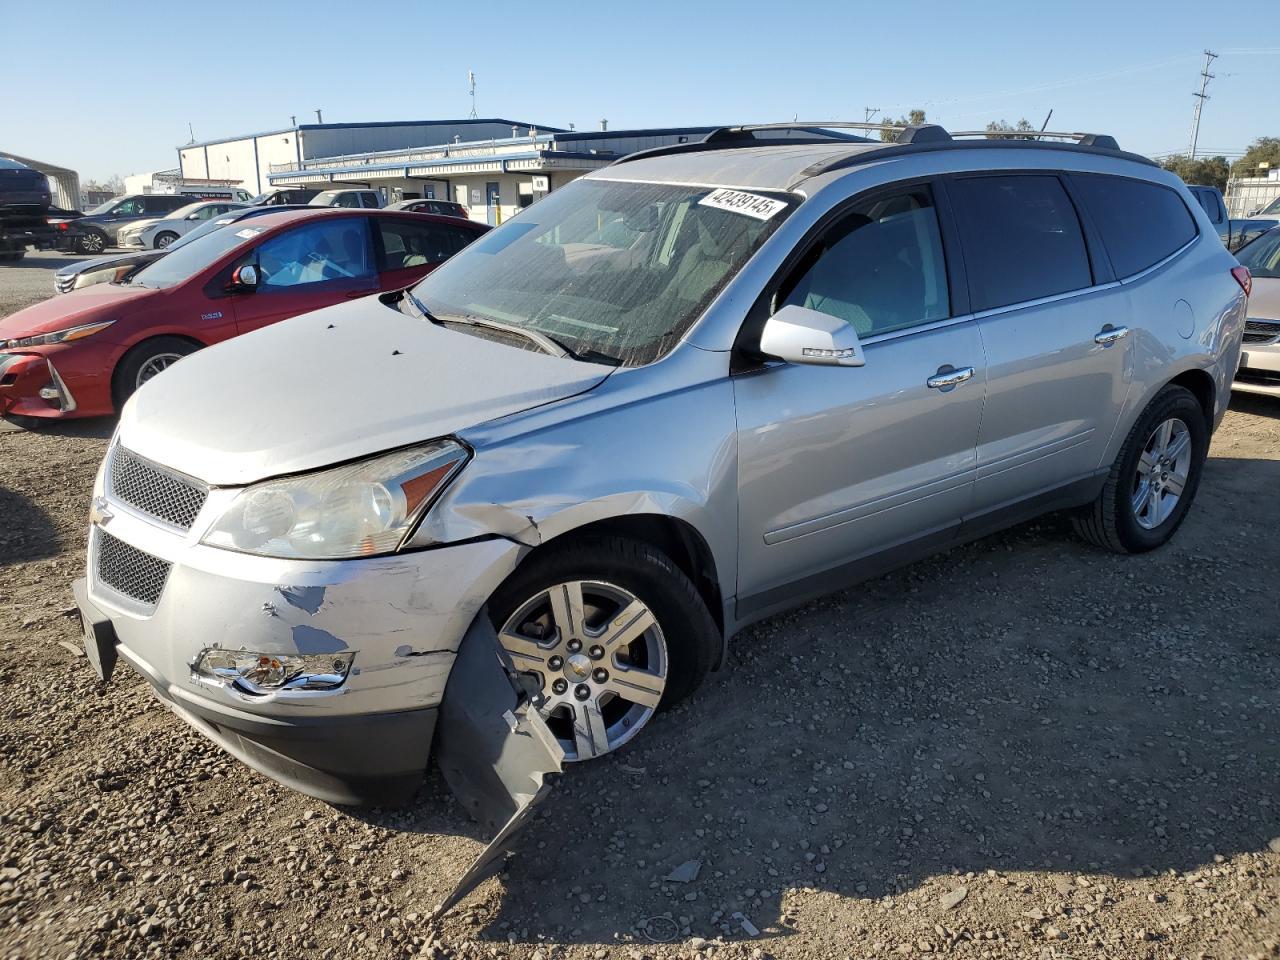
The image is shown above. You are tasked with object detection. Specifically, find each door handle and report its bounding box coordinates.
[926,366,975,390]
[1094,325,1129,346]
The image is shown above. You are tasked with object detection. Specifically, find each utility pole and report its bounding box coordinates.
[468,71,478,119]
[1188,50,1217,160]
[863,106,880,123]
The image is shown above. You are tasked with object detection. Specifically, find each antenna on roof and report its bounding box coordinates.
[187,123,195,144]
[315,108,323,124]
[468,70,478,119]
[290,115,297,127]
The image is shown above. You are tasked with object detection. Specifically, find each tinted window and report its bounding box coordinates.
[1072,175,1198,278]
[948,175,1092,311]
[252,218,374,290]
[1191,187,1223,223]
[378,219,463,269]
[112,198,144,216]
[361,192,381,209]
[780,188,950,336]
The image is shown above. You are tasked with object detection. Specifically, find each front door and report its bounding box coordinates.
[486,181,501,226]
[734,185,986,611]
[229,216,378,335]
[944,174,1132,514]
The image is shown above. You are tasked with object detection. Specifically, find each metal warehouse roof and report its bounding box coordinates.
[180,118,563,149]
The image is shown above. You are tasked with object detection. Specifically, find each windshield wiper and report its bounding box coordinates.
[399,290,621,365]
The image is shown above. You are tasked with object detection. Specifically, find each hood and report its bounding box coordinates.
[1249,276,1280,321]
[54,250,161,279]
[0,283,157,339]
[119,295,615,485]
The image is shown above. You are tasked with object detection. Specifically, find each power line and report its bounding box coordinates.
[1188,50,1217,160]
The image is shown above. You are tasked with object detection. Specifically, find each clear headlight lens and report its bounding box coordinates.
[2,319,115,349]
[193,648,355,692]
[201,440,468,559]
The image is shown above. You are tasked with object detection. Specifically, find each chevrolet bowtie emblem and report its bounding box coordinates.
[90,496,113,526]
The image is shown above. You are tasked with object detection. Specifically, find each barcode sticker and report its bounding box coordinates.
[698,188,787,221]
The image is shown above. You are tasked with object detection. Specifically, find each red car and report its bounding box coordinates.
[0,208,488,420]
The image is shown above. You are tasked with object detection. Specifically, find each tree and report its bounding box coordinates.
[985,118,1038,140]
[879,109,927,143]
[1232,137,1280,180]
[83,175,125,196]
[1160,154,1231,193]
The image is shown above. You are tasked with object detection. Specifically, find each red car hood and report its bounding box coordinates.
[0,284,158,339]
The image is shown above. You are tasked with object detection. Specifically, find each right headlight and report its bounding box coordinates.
[201,440,469,560]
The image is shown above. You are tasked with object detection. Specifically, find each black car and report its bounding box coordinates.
[385,198,470,220]
[54,193,196,254]
[0,157,55,262]
[249,188,321,206]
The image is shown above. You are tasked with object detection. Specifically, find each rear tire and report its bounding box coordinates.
[111,336,201,410]
[76,230,107,255]
[1073,385,1208,553]
[489,536,720,761]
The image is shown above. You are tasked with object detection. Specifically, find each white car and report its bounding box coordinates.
[1233,226,1280,396]
[117,200,248,249]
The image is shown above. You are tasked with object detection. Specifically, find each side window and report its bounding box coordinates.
[1072,174,1198,279]
[361,192,381,209]
[253,218,374,290]
[779,187,951,337]
[947,175,1092,311]
[113,198,142,216]
[1192,188,1223,224]
[377,219,458,270]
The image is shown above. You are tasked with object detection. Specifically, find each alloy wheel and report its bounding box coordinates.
[135,353,185,389]
[81,233,105,253]
[1132,416,1191,530]
[498,579,668,761]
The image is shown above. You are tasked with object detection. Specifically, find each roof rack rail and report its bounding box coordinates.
[611,120,1136,172]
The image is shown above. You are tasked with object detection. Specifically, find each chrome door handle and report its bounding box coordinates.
[926,366,975,389]
[1094,325,1130,346]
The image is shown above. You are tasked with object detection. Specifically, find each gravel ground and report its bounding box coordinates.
[2,255,1279,960]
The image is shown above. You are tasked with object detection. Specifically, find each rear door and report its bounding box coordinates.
[374,216,476,289]
[228,216,378,335]
[947,173,1131,517]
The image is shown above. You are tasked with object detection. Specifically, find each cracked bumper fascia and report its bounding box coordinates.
[85,503,529,723]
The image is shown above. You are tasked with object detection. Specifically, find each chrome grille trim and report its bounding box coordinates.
[1244,318,1280,346]
[108,446,208,531]
[96,530,171,606]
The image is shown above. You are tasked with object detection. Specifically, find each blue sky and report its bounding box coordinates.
[3,0,1277,182]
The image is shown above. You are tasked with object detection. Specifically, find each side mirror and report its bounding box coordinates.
[231,264,259,290]
[760,304,865,367]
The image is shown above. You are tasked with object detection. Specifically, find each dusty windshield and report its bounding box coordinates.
[1238,229,1280,279]
[410,178,796,365]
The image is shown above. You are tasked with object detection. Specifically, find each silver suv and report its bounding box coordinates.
[74,123,1247,848]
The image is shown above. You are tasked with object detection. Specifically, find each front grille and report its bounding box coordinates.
[1243,319,1280,345]
[108,446,208,530]
[96,530,171,606]
[54,274,73,294]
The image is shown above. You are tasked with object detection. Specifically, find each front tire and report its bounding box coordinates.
[1073,385,1208,553]
[111,337,201,410]
[489,536,719,762]
[153,231,178,249]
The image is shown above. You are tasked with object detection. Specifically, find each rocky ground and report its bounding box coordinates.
[1,252,1278,959]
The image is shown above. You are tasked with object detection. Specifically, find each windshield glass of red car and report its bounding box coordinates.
[130,225,264,289]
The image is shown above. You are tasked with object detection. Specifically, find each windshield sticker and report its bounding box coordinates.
[234,228,261,239]
[698,188,787,221]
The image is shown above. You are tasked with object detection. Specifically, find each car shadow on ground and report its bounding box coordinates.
[0,252,87,271]
[352,455,1280,948]
[0,487,60,565]
[1229,391,1280,417]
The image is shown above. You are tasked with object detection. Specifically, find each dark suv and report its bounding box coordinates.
[0,158,54,262]
[249,188,321,206]
[55,194,195,254]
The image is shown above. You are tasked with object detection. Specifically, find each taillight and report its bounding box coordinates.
[1232,265,1252,297]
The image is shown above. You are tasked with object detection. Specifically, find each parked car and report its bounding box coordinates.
[1231,226,1280,396]
[117,200,249,249]
[310,188,383,209]
[386,198,469,219]
[0,208,486,419]
[52,194,196,254]
[0,157,56,262]
[68,125,1246,893]
[249,188,321,206]
[1185,184,1277,252]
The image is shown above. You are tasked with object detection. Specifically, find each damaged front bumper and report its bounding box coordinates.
[73,488,535,805]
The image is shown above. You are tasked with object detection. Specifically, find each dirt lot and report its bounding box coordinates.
[2,252,1278,959]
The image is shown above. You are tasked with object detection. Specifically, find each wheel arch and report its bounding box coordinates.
[504,512,727,641]
[109,333,208,410]
[1167,367,1216,432]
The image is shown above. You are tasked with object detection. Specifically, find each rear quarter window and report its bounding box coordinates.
[1071,175,1198,278]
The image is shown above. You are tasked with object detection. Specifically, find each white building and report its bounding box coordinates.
[1226,167,1280,218]
[177,119,557,199]
[265,124,717,224]
[177,118,719,222]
